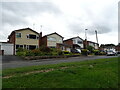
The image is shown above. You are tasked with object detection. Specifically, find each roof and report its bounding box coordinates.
[8,28,39,39]
[87,40,99,45]
[57,43,72,47]
[100,44,115,47]
[0,42,13,44]
[64,36,83,42]
[43,32,64,38]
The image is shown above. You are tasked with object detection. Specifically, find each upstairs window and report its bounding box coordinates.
[77,40,83,44]
[16,33,21,38]
[27,34,38,39]
[48,37,56,41]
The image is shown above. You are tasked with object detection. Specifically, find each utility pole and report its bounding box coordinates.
[95,30,98,44]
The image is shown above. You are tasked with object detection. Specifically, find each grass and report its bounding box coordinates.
[2,57,118,88]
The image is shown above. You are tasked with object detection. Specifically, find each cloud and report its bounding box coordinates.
[1,2,62,25]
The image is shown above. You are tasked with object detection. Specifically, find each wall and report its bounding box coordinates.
[72,38,84,48]
[15,29,39,46]
[64,40,73,46]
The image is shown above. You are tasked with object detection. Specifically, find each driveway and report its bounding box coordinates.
[2,55,118,69]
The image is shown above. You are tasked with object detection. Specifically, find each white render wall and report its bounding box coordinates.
[72,37,84,48]
[0,43,14,55]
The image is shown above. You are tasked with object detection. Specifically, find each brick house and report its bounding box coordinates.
[63,36,84,53]
[8,28,39,55]
[84,39,99,49]
[39,32,71,52]
[115,43,120,52]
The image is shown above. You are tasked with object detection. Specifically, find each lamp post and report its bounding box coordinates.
[85,29,88,49]
[95,30,98,44]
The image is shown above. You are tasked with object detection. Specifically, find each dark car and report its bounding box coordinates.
[71,49,80,53]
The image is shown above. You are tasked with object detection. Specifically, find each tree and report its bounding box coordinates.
[87,46,94,53]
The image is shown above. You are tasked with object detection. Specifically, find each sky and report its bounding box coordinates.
[0,0,119,45]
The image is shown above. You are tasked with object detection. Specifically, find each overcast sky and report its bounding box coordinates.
[0,0,119,45]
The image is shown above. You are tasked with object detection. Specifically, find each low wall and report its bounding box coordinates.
[24,55,80,60]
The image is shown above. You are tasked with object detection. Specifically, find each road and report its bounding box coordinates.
[1,55,118,69]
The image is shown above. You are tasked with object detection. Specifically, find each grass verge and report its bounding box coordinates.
[2,57,118,88]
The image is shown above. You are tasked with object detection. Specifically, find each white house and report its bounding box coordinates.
[64,36,84,53]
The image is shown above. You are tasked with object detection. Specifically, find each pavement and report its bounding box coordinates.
[1,55,118,69]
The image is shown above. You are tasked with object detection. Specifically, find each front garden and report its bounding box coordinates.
[16,46,106,60]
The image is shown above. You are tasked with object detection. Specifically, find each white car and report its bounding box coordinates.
[107,50,117,56]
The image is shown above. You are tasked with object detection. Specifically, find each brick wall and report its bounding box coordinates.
[63,40,73,46]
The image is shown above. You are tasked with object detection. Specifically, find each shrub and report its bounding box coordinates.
[99,51,106,55]
[16,48,24,52]
[39,46,51,53]
[93,50,100,55]
[16,52,26,56]
[87,46,94,53]
[31,49,42,56]
[25,50,35,56]
[81,49,88,56]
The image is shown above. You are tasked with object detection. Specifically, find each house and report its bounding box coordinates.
[84,40,99,49]
[8,28,39,55]
[115,43,120,52]
[39,32,71,52]
[0,42,14,55]
[63,36,84,53]
[99,44,116,52]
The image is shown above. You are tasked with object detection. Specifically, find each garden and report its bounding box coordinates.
[16,46,106,60]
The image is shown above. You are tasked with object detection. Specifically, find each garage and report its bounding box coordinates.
[0,42,14,55]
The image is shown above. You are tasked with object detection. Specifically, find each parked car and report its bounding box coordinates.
[71,49,80,53]
[107,50,117,56]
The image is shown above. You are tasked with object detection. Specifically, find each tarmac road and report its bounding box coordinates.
[1,55,118,69]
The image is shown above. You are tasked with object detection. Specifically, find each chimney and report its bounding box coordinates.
[39,32,42,38]
[39,32,42,48]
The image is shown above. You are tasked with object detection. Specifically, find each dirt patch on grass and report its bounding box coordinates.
[2,66,70,79]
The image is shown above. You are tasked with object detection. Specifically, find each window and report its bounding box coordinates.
[29,45,36,50]
[16,45,19,49]
[16,45,23,49]
[48,37,56,41]
[77,40,83,44]
[16,33,21,38]
[27,34,38,39]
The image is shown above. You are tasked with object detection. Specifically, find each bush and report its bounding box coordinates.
[39,46,51,53]
[31,49,43,56]
[63,51,70,55]
[81,49,88,56]
[93,50,100,55]
[16,52,26,56]
[16,48,24,52]
[87,46,94,53]
[99,51,106,55]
